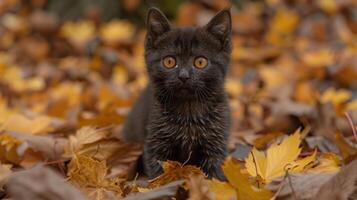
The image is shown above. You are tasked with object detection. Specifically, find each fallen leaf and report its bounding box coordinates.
[0,163,11,189]
[7,165,88,200]
[314,160,357,200]
[245,129,316,183]
[64,126,109,158]
[222,157,272,200]
[149,160,204,188]
[123,180,184,200]
[1,113,53,134]
[0,133,23,164]
[67,155,123,198]
[207,179,236,200]
[308,153,341,173]
[187,175,214,200]
[267,172,337,200]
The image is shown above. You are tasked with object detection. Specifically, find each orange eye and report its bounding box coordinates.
[162,56,176,68]
[194,57,208,69]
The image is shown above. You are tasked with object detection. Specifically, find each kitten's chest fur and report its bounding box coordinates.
[147,97,230,164]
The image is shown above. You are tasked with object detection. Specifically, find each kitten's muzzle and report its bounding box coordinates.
[178,68,190,83]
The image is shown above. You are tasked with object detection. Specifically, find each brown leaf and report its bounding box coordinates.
[267,172,336,200]
[7,165,88,200]
[314,160,357,200]
[149,161,204,188]
[187,175,214,200]
[123,180,184,200]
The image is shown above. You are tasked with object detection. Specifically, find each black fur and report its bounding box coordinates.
[122,7,232,180]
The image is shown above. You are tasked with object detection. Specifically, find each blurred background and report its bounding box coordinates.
[0,0,356,159]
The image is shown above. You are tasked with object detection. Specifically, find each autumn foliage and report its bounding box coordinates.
[0,0,357,199]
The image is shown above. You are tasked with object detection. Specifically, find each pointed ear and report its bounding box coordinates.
[204,9,232,42]
[146,8,171,42]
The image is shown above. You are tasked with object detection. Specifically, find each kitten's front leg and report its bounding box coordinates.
[143,139,172,178]
[200,142,227,180]
[202,156,226,180]
[143,150,163,178]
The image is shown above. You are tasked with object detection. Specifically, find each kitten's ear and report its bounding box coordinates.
[204,9,232,42]
[146,8,171,42]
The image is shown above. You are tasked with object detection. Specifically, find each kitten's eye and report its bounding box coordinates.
[194,57,208,69]
[162,56,176,68]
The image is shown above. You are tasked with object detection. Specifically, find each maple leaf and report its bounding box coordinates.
[61,20,95,48]
[301,48,335,68]
[208,157,272,200]
[100,20,134,45]
[308,153,340,173]
[187,175,215,200]
[67,155,123,199]
[207,179,236,200]
[64,126,109,157]
[245,129,316,183]
[64,126,126,161]
[1,113,52,134]
[0,163,11,190]
[148,160,204,188]
[0,134,23,164]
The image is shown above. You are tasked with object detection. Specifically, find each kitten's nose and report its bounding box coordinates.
[178,69,190,83]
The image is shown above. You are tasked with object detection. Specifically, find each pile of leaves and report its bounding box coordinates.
[0,0,357,199]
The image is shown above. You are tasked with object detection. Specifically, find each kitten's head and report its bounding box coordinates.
[145,8,231,101]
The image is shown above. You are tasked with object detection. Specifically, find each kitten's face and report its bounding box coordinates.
[145,8,231,99]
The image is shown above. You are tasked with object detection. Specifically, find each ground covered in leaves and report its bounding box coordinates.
[0,0,357,200]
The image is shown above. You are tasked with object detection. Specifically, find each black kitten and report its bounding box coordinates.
[122,7,231,180]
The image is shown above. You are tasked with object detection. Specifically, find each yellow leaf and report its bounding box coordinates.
[301,49,335,68]
[187,175,214,200]
[207,179,236,200]
[2,67,45,92]
[245,130,316,183]
[321,88,351,106]
[346,100,357,111]
[318,0,338,14]
[100,20,134,45]
[64,126,109,158]
[0,163,11,190]
[294,82,317,105]
[50,82,82,107]
[253,131,283,149]
[270,9,299,34]
[309,153,340,173]
[259,66,285,91]
[222,157,272,200]
[73,139,123,161]
[0,134,23,164]
[61,21,95,47]
[225,79,242,98]
[67,155,123,197]
[1,114,52,134]
[266,9,299,45]
[291,149,317,172]
[149,160,204,188]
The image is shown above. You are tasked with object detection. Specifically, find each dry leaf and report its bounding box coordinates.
[64,126,109,158]
[207,179,236,200]
[7,165,88,200]
[222,157,272,200]
[67,155,123,199]
[124,180,184,200]
[0,163,11,189]
[245,129,316,183]
[0,133,23,164]
[187,175,214,200]
[267,172,337,200]
[149,160,204,188]
[1,113,53,134]
[314,160,357,200]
